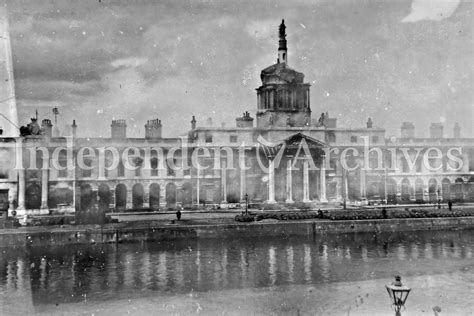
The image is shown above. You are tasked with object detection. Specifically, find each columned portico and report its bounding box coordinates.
[261,133,329,204]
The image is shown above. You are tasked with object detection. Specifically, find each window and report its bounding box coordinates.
[0,150,10,179]
[469,149,474,172]
[167,158,176,177]
[82,158,92,178]
[325,132,336,143]
[385,151,393,170]
[416,159,422,173]
[350,136,357,143]
[402,159,409,173]
[230,135,238,143]
[371,136,379,143]
[205,133,213,143]
[203,157,214,177]
[58,152,68,178]
[329,158,337,172]
[133,157,143,177]
[150,157,158,177]
[135,166,141,177]
[104,152,113,178]
[117,160,125,177]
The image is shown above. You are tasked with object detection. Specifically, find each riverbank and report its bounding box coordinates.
[15,271,472,316]
[1,215,473,248]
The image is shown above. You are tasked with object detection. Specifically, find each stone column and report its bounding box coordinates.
[319,156,327,202]
[360,168,366,199]
[286,159,294,203]
[98,148,105,179]
[40,168,49,214]
[143,185,149,209]
[17,169,26,214]
[221,167,227,203]
[268,159,276,203]
[343,171,349,201]
[15,138,26,215]
[239,155,246,202]
[196,167,200,206]
[303,160,310,202]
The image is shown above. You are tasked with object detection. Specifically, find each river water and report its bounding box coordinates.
[1,229,473,315]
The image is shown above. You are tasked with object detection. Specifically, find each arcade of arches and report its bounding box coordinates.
[359,176,474,203]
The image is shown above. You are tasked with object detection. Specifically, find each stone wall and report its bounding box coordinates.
[1,217,473,248]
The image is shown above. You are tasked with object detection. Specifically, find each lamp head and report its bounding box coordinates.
[385,276,411,312]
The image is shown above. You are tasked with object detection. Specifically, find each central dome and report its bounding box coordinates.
[260,63,305,84]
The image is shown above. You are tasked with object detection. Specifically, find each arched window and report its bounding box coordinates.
[117,159,125,177]
[115,184,127,210]
[401,178,411,202]
[442,178,450,201]
[82,158,92,178]
[150,157,158,177]
[428,178,437,202]
[132,183,144,209]
[415,179,424,203]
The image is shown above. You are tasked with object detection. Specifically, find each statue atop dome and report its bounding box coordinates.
[277,19,287,64]
[279,19,286,40]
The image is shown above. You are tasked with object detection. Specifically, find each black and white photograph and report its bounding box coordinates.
[0,0,473,315]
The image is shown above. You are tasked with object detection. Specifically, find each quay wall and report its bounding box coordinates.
[1,217,473,248]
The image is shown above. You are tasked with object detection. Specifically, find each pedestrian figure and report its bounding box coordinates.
[448,200,452,211]
[176,208,182,221]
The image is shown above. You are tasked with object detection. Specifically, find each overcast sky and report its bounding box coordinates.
[3,0,473,138]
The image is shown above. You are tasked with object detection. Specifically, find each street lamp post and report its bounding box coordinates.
[385,276,411,316]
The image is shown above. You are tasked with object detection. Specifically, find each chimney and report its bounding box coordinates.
[191,116,196,130]
[324,112,337,128]
[236,111,254,128]
[366,117,373,128]
[453,122,461,138]
[41,119,53,137]
[401,122,415,138]
[72,120,77,138]
[145,118,162,139]
[430,123,443,139]
[111,119,127,139]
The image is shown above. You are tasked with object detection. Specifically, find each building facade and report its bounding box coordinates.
[1,20,473,221]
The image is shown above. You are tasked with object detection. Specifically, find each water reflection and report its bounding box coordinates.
[0,230,473,309]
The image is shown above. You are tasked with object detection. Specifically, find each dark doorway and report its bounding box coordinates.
[80,184,93,211]
[26,183,41,209]
[149,183,160,210]
[98,184,111,213]
[166,183,177,209]
[182,182,193,208]
[132,183,144,209]
[115,184,127,211]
